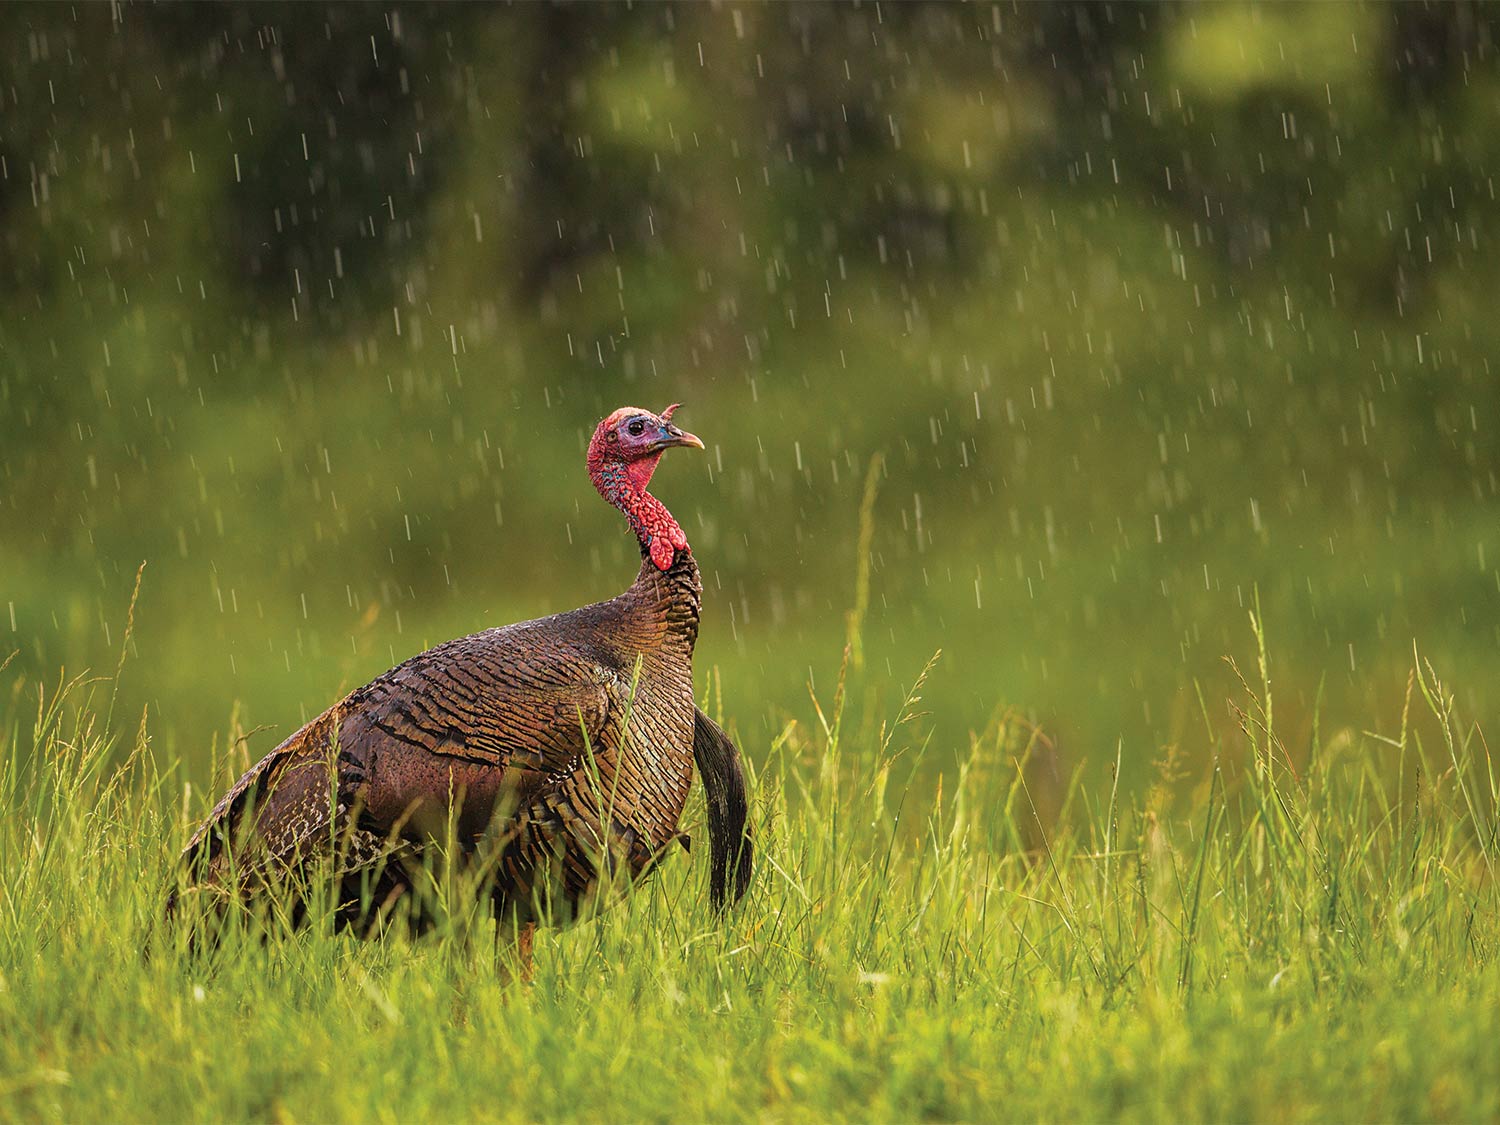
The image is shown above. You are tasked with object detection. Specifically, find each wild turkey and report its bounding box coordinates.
[175,404,752,942]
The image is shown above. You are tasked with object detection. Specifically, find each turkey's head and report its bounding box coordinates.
[587,404,704,569]
[589,404,702,489]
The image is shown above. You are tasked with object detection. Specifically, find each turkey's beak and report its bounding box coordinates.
[653,421,704,452]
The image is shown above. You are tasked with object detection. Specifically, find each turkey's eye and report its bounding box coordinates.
[627,418,646,436]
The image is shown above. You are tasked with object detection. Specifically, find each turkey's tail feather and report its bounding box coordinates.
[691,708,753,911]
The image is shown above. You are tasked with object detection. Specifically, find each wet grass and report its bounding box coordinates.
[0,611,1496,1122]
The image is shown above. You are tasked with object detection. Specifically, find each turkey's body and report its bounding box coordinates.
[179,408,751,933]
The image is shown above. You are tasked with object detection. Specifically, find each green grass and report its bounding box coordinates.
[0,608,1496,1123]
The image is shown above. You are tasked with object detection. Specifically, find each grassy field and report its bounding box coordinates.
[1,606,1495,1123]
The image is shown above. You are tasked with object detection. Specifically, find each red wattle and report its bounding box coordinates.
[650,537,677,571]
[632,489,689,571]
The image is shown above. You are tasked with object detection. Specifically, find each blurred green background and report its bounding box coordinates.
[2,2,1496,790]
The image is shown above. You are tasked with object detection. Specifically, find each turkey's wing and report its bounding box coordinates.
[337,634,622,839]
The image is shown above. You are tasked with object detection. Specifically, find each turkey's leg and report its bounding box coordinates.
[515,921,536,979]
[494,914,536,983]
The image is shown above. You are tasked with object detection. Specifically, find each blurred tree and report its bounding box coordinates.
[141,5,482,330]
[1386,1,1494,106]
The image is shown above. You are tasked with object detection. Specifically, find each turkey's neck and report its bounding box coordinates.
[592,460,702,646]
[624,488,688,571]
